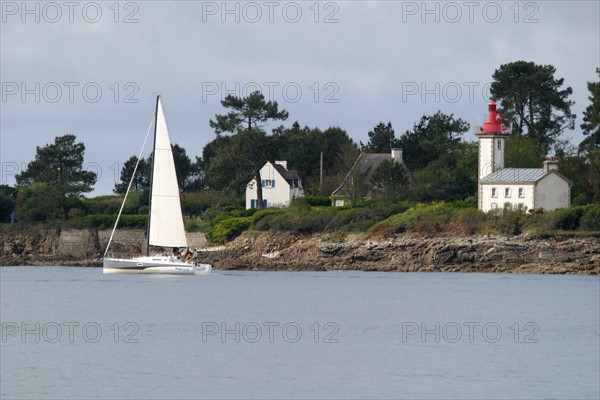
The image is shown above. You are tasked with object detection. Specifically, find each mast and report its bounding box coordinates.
[146,95,160,256]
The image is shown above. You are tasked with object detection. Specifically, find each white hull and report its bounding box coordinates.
[103,256,212,275]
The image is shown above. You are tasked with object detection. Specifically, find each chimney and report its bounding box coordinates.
[543,158,558,173]
[391,148,403,163]
[274,160,287,169]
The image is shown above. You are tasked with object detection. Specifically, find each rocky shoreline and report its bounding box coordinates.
[1,228,599,274]
[200,232,600,274]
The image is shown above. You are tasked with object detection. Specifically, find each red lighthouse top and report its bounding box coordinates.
[476,100,509,136]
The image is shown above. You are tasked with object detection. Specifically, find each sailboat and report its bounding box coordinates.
[103,96,212,275]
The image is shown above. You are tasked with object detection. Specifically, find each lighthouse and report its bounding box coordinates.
[476,100,509,181]
[475,100,570,212]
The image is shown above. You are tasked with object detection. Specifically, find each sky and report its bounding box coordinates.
[1,0,599,195]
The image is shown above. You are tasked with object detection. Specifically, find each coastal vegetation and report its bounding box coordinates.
[204,200,600,243]
[1,62,599,243]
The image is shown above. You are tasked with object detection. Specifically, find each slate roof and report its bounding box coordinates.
[331,152,413,197]
[480,168,546,183]
[273,163,301,182]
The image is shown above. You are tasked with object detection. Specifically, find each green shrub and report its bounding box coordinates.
[120,215,147,228]
[78,214,147,229]
[251,209,284,223]
[572,194,589,206]
[454,208,488,234]
[372,204,456,235]
[294,196,332,207]
[206,216,253,243]
[83,214,115,228]
[253,209,337,234]
[552,206,586,231]
[212,208,256,224]
[83,196,122,215]
[580,205,600,231]
[491,206,527,236]
[182,190,240,216]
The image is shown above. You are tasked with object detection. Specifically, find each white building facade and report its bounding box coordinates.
[246,161,304,209]
[477,101,571,212]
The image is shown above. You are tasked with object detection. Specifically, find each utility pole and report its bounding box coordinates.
[319,151,324,193]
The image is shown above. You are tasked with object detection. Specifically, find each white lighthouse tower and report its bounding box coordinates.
[476,100,508,180]
[476,100,510,210]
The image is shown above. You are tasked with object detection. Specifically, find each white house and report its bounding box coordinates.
[477,101,571,212]
[246,161,304,209]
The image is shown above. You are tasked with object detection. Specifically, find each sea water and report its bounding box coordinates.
[1,267,598,399]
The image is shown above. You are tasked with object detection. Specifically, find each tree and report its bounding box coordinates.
[397,113,474,202]
[209,91,289,134]
[362,122,398,153]
[274,123,358,194]
[490,61,575,153]
[208,91,288,209]
[15,182,62,222]
[337,155,371,207]
[114,156,149,194]
[555,141,600,205]
[115,144,195,195]
[505,134,545,168]
[202,135,246,193]
[186,156,206,191]
[0,185,17,223]
[171,144,194,192]
[16,134,97,219]
[398,111,469,171]
[370,159,408,200]
[580,68,600,154]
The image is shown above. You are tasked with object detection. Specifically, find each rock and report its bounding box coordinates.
[1,229,600,274]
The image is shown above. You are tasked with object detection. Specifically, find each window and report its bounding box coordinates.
[504,188,511,198]
[251,199,268,208]
[497,140,502,150]
[262,179,275,188]
[491,187,497,198]
[518,187,524,198]
[491,203,498,209]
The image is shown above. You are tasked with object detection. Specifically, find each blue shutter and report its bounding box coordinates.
[262,199,267,208]
[250,199,255,209]
[272,180,275,188]
[261,180,265,187]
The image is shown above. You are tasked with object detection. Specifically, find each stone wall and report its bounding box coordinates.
[99,229,208,256]
[1,228,208,265]
[57,229,101,258]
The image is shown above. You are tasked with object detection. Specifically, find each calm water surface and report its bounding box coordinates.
[1,267,598,399]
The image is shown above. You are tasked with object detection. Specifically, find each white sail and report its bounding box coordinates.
[148,98,188,248]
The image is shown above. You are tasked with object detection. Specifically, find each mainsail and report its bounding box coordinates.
[148,98,188,248]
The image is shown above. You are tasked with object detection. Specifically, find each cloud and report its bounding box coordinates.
[1,0,598,195]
